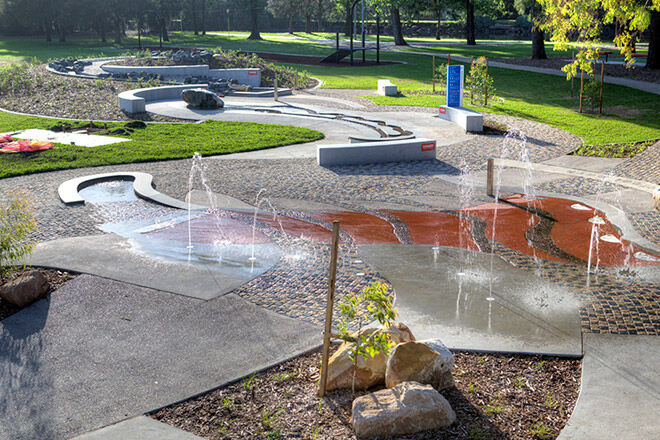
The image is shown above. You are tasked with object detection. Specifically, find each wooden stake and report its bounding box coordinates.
[599,60,605,114]
[487,158,494,197]
[470,57,474,104]
[273,78,278,101]
[571,50,575,97]
[447,53,450,65]
[432,55,436,92]
[319,221,341,397]
[485,58,489,106]
[579,69,584,113]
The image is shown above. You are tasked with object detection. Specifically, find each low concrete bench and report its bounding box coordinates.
[118,84,207,113]
[437,105,483,132]
[348,134,416,143]
[377,79,398,96]
[102,64,261,87]
[318,138,436,166]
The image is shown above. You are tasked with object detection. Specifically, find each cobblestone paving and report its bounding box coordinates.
[0,116,657,335]
[614,140,660,184]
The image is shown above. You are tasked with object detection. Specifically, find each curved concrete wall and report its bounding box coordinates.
[101,64,261,87]
[118,84,207,113]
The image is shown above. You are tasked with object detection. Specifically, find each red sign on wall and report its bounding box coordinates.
[248,70,258,75]
[438,107,446,114]
[421,142,436,152]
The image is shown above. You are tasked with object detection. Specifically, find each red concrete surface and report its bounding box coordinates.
[386,211,480,251]
[253,213,333,243]
[308,212,401,244]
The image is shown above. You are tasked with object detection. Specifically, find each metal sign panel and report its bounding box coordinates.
[447,65,464,108]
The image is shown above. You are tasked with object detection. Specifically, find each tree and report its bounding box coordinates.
[538,0,660,74]
[266,0,300,34]
[247,0,263,39]
[514,0,546,59]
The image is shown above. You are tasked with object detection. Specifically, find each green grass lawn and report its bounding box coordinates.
[0,32,657,147]
[0,111,323,178]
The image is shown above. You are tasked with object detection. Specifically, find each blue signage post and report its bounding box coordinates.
[446,65,464,108]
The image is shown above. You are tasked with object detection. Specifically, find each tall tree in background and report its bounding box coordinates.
[514,0,546,59]
[539,0,660,73]
[266,0,300,34]
[247,0,262,39]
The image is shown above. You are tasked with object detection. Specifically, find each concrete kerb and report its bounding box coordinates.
[58,171,205,210]
[118,84,208,114]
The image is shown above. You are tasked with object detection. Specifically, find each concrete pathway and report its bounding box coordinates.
[558,334,660,440]
[403,50,660,95]
[71,417,204,440]
[0,275,320,440]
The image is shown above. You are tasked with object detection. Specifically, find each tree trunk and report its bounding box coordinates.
[58,22,66,42]
[289,15,294,34]
[466,0,475,45]
[247,0,262,40]
[305,14,311,33]
[192,0,199,35]
[45,20,52,42]
[100,19,106,43]
[344,0,351,36]
[436,16,441,40]
[161,18,169,42]
[201,0,206,35]
[647,10,660,69]
[531,27,547,59]
[391,8,406,46]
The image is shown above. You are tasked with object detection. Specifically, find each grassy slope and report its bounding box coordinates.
[0,112,323,178]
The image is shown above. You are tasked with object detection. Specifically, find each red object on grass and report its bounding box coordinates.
[0,139,54,153]
[0,134,12,143]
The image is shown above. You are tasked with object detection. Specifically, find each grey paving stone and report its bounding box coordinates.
[70,417,204,440]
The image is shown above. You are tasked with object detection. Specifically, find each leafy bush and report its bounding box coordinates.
[0,195,37,275]
[336,281,398,394]
[434,62,448,91]
[0,64,32,93]
[515,15,532,31]
[582,77,601,112]
[466,56,496,106]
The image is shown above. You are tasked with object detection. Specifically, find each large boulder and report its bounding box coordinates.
[326,322,414,391]
[385,339,455,391]
[181,89,224,109]
[351,381,456,438]
[0,270,49,307]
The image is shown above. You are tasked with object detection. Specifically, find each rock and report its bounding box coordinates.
[0,270,49,307]
[181,89,224,109]
[351,381,456,438]
[385,339,455,391]
[326,322,414,391]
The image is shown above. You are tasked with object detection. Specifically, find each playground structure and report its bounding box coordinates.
[321,0,381,65]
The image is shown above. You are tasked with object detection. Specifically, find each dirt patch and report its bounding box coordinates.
[601,105,642,117]
[151,346,581,440]
[493,56,660,84]
[0,268,76,321]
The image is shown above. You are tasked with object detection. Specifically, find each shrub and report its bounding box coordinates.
[582,77,601,112]
[466,56,496,105]
[336,281,398,394]
[0,195,37,276]
[434,62,448,91]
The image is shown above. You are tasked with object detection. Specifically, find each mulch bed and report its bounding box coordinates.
[151,347,581,440]
[0,65,190,122]
[0,268,76,321]
[494,56,660,84]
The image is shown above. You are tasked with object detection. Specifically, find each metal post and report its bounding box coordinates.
[137,15,141,50]
[362,30,365,63]
[350,19,354,65]
[487,158,494,197]
[319,221,341,397]
[336,32,339,52]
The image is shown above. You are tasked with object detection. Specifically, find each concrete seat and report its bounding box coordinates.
[318,138,436,166]
[118,84,207,114]
[377,79,398,96]
[437,105,483,132]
